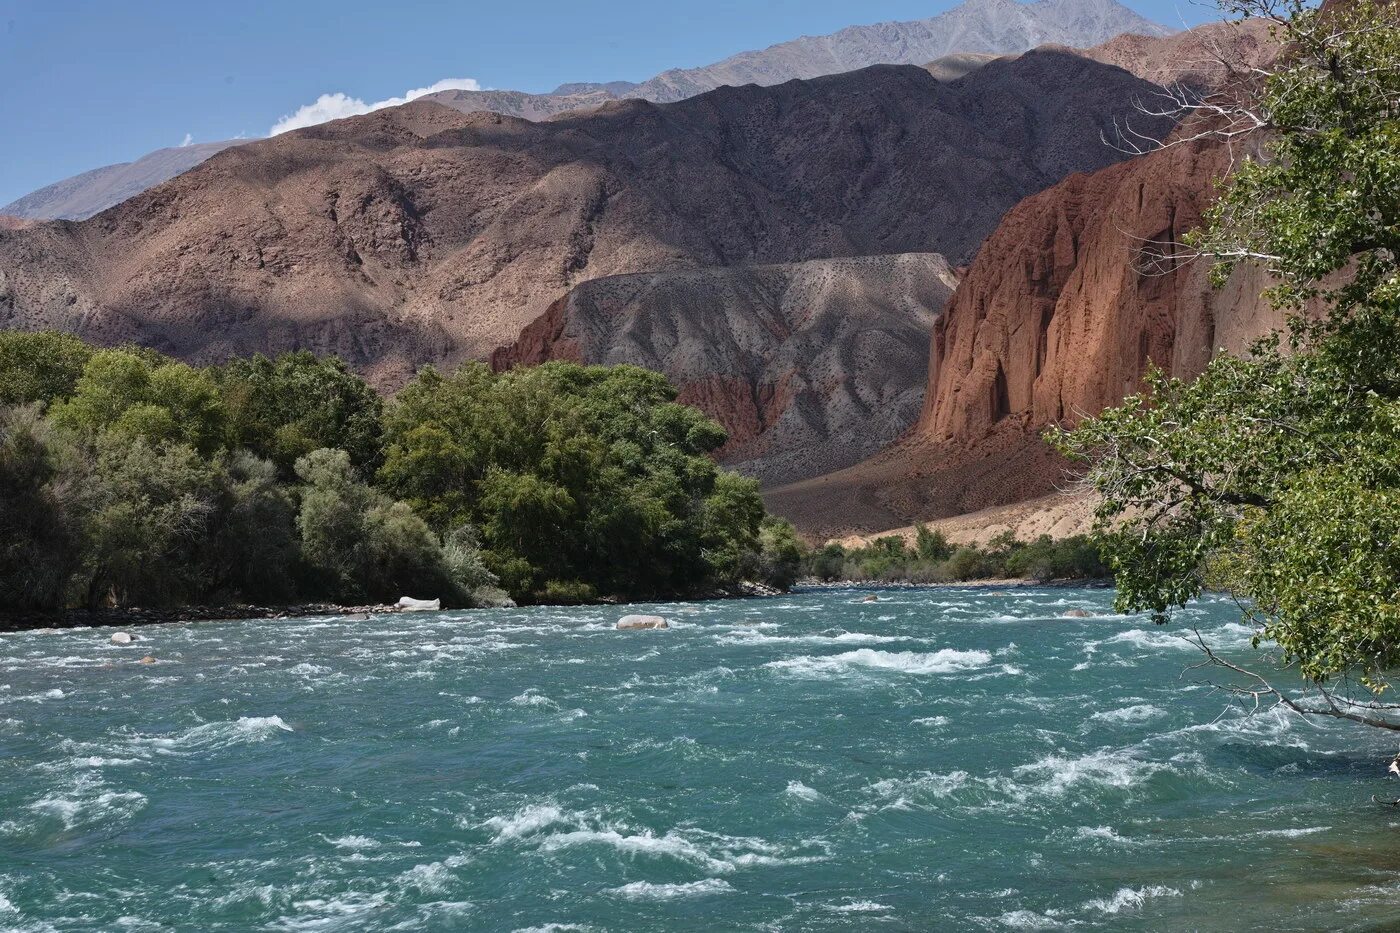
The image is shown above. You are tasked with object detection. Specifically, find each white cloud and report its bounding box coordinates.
[268,77,482,136]
[179,133,194,147]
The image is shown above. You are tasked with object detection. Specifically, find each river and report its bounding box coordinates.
[1,587,1396,931]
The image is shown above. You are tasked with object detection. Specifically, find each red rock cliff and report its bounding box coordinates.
[918,135,1283,445]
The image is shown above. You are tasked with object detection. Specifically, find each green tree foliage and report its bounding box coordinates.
[750,518,805,591]
[200,452,301,604]
[0,335,794,611]
[77,436,221,608]
[914,524,954,563]
[295,448,466,605]
[0,331,94,406]
[51,350,225,454]
[380,362,769,602]
[804,532,1105,584]
[0,407,85,610]
[218,352,384,476]
[1054,0,1400,703]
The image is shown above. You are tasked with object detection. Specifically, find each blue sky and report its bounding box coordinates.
[0,0,1218,207]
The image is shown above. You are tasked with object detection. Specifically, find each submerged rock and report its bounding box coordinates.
[617,615,669,631]
[139,655,157,664]
[1063,609,1093,618]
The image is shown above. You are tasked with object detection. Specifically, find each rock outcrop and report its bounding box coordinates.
[920,134,1281,445]
[767,132,1285,539]
[492,254,959,485]
[0,53,1172,387]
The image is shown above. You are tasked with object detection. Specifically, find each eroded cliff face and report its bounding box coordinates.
[919,135,1282,444]
[767,135,1285,539]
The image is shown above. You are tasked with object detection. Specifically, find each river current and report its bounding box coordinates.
[2,587,1397,931]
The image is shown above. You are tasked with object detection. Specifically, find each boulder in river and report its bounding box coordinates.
[139,655,157,664]
[1063,609,1093,619]
[396,597,441,612]
[110,632,135,645]
[617,615,669,630]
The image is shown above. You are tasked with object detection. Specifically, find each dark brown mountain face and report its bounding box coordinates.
[0,52,1173,388]
[492,255,959,486]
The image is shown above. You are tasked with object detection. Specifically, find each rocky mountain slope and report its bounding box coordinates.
[492,254,959,486]
[3,0,1169,221]
[0,52,1173,389]
[627,0,1170,102]
[422,87,619,120]
[762,19,1286,537]
[1,141,243,222]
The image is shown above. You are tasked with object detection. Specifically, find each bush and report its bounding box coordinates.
[806,530,1109,585]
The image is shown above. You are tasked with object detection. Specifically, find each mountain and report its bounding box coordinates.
[423,87,619,121]
[1080,15,1277,90]
[1,141,243,222]
[3,0,1170,222]
[492,254,958,486]
[623,0,1172,102]
[0,51,1173,390]
[764,21,1285,538]
[924,51,1002,80]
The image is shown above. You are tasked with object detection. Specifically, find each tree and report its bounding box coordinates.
[809,542,849,582]
[76,436,221,608]
[295,448,488,606]
[914,524,954,563]
[51,350,225,455]
[198,452,301,604]
[380,362,768,603]
[0,406,86,611]
[1055,0,1400,729]
[0,331,94,407]
[751,517,805,591]
[218,352,384,476]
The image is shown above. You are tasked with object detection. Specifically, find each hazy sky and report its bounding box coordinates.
[0,0,1220,207]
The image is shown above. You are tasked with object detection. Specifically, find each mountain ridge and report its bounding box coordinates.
[3,0,1172,221]
[0,51,1172,394]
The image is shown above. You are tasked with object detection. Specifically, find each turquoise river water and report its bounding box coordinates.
[2,587,1399,931]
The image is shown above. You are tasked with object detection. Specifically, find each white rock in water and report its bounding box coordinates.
[396,597,441,612]
[110,632,134,645]
[617,615,669,630]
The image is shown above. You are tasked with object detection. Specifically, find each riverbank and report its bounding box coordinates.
[0,581,1103,635]
[0,603,402,634]
[0,582,789,634]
